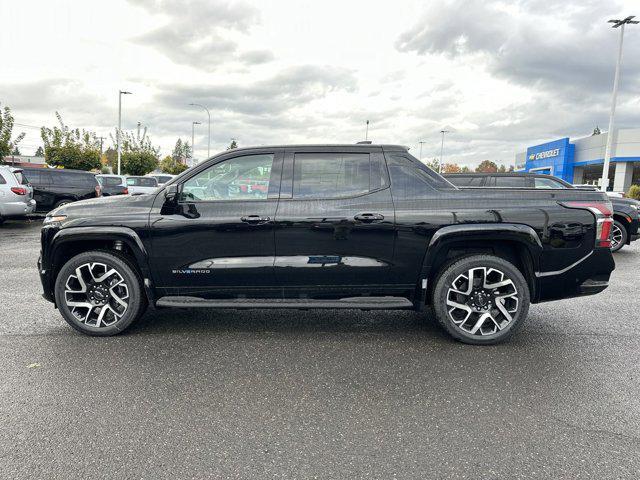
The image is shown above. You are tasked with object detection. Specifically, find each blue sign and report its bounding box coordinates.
[525,138,575,183]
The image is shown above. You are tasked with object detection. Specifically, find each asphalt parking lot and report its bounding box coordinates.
[1,219,639,479]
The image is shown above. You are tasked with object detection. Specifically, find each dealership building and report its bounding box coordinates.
[515,127,640,192]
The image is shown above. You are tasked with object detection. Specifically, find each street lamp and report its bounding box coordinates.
[438,129,450,173]
[189,103,211,158]
[117,90,132,175]
[191,121,201,163]
[600,15,638,192]
[418,141,426,161]
[365,120,370,141]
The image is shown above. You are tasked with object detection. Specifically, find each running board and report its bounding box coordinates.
[155,296,413,310]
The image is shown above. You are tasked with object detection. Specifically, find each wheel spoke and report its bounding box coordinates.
[470,312,492,334]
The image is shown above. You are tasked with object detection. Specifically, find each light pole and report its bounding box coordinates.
[439,130,450,173]
[191,121,201,164]
[189,103,211,158]
[365,120,369,141]
[418,141,426,161]
[117,90,132,175]
[600,15,638,192]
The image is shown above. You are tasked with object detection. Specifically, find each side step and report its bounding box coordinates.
[155,296,413,310]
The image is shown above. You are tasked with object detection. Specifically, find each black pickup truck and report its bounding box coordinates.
[38,144,615,344]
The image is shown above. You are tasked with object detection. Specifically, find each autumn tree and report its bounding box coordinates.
[441,163,461,174]
[0,105,25,163]
[40,112,101,170]
[475,160,498,173]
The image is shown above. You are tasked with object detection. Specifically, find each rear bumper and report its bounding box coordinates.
[1,199,36,216]
[535,248,615,303]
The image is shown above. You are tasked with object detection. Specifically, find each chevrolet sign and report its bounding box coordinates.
[531,148,560,160]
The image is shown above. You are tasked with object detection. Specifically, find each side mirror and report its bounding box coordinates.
[165,184,179,204]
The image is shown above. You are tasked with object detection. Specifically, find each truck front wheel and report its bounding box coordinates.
[432,255,530,345]
[54,250,147,336]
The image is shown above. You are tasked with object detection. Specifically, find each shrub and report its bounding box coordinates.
[627,184,640,200]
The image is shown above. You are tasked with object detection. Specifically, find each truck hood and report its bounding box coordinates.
[51,192,157,220]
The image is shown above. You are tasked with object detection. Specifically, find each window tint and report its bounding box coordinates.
[13,171,29,185]
[102,176,124,186]
[182,154,274,201]
[492,176,529,188]
[127,177,157,187]
[534,177,566,189]
[446,175,473,186]
[292,153,371,199]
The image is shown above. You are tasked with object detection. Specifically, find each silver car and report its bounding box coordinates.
[0,166,36,223]
[125,176,159,195]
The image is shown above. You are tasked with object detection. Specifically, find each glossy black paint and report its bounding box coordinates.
[39,144,615,309]
[22,168,100,212]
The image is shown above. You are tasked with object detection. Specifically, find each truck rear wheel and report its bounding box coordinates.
[54,250,147,336]
[610,220,627,252]
[432,255,530,345]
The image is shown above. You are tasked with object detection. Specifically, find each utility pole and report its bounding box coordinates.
[600,15,638,192]
[365,120,369,141]
[98,136,105,155]
[439,130,450,174]
[191,121,201,164]
[418,141,426,160]
[189,103,211,158]
[117,90,132,175]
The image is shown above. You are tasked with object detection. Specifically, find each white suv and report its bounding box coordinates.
[0,166,36,224]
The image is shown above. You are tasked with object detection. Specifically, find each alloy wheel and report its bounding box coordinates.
[610,223,624,251]
[63,262,129,328]
[446,267,519,336]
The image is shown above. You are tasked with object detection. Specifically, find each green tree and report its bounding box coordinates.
[460,165,470,173]
[121,151,158,176]
[423,157,440,172]
[475,160,498,173]
[227,139,238,150]
[171,138,191,162]
[498,164,506,173]
[41,112,101,170]
[35,146,44,156]
[0,105,25,163]
[160,155,188,175]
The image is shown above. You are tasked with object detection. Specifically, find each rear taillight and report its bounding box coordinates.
[562,201,614,248]
[123,187,129,195]
[11,187,27,195]
[95,185,102,197]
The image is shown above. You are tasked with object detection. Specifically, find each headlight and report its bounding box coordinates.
[43,215,67,224]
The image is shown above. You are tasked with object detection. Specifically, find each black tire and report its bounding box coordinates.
[432,255,530,345]
[610,220,627,253]
[54,250,147,336]
[53,199,73,210]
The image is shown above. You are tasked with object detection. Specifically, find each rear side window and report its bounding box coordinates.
[103,176,124,186]
[534,177,567,189]
[127,177,157,187]
[387,154,454,200]
[445,175,484,187]
[13,171,29,185]
[0,173,5,184]
[52,171,96,187]
[292,153,371,199]
[490,176,529,188]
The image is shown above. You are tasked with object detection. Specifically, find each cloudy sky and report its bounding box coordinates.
[1,0,639,168]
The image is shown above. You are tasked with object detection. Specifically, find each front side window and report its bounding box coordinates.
[182,154,274,202]
[292,153,371,199]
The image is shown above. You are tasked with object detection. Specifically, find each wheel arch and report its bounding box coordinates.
[421,224,542,304]
[46,227,154,304]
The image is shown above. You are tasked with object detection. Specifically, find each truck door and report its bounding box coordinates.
[272,147,396,297]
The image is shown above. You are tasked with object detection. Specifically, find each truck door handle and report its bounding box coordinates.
[241,215,271,224]
[354,213,384,223]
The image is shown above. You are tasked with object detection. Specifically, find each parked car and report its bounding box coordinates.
[445,172,640,252]
[146,174,175,186]
[126,176,158,195]
[39,144,615,344]
[0,166,36,224]
[21,168,101,212]
[96,175,129,196]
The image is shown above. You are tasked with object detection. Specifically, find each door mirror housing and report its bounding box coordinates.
[165,184,179,203]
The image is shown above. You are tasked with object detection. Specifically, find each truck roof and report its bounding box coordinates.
[216,143,410,153]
